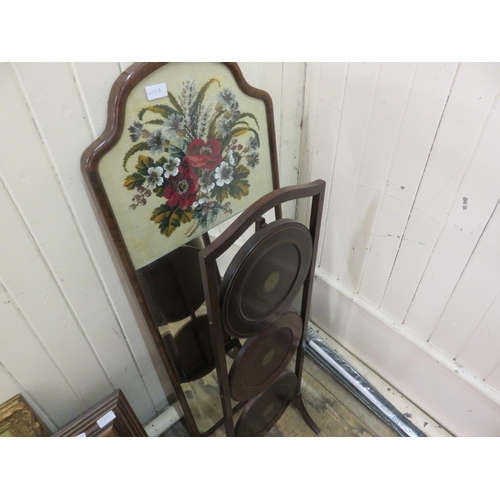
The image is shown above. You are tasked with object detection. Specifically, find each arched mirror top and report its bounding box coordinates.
[82,62,280,270]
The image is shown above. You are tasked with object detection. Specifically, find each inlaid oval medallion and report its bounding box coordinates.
[228,312,302,402]
[263,271,280,293]
[220,219,312,338]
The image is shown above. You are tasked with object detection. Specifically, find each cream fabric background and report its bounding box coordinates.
[100,63,274,269]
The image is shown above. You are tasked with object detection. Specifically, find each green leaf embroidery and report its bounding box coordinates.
[169,145,186,161]
[145,119,165,125]
[228,179,250,200]
[237,112,260,129]
[123,142,150,171]
[138,104,178,121]
[207,110,224,138]
[124,172,145,190]
[135,155,155,176]
[211,184,230,203]
[190,78,220,135]
[168,93,184,115]
[151,204,193,236]
[221,127,260,151]
[233,164,250,179]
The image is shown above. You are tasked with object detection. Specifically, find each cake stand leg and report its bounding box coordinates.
[292,393,321,435]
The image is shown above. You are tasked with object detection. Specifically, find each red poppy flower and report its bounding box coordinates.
[163,166,199,210]
[182,138,223,170]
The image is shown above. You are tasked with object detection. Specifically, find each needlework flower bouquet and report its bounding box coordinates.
[122,79,261,239]
[98,63,274,269]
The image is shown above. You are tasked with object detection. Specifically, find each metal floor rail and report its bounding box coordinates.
[305,327,426,437]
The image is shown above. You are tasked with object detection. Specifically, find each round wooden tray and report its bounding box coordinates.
[229,312,302,402]
[220,219,312,338]
[235,371,298,437]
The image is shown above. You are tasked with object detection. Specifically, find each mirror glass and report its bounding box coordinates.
[135,238,223,433]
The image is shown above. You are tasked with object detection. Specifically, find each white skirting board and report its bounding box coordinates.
[311,268,500,437]
[144,401,183,437]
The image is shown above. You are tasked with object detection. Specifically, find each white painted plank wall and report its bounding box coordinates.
[300,62,500,435]
[0,62,302,431]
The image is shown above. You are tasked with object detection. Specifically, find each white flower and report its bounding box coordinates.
[163,157,180,178]
[193,196,211,208]
[147,166,164,186]
[215,162,234,186]
[228,149,236,166]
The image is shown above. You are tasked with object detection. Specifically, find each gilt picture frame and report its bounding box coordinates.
[0,394,50,437]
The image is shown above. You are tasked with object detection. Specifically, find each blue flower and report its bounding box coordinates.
[247,152,260,168]
[199,169,216,193]
[248,136,259,150]
[164,114,185,139]
[146,130,168,154]
[218,88,237,108]
[128,121,143,142]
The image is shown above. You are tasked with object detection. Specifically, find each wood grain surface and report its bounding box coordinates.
[164,354,399,437]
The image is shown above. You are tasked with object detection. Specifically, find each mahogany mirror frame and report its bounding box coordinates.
[81,62,281,436]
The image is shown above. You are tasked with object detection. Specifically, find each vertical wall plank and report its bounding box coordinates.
[0,365,22,407]
[297,62,348,255]
[237,62,262,88]
[71,62,121,138]
[405,79,500,339]
[0,283,86,427]
[319,62,380,282]
[339,63,416,292]
[359,63,458,305]
[431,202,500,358]
[0,172,113,406]
[278,62,305,191]
[381,63,500,324]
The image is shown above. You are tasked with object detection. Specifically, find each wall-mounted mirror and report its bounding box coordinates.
[82,62,281,435]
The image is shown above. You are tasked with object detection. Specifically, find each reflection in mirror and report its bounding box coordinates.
[135,237,240,433]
